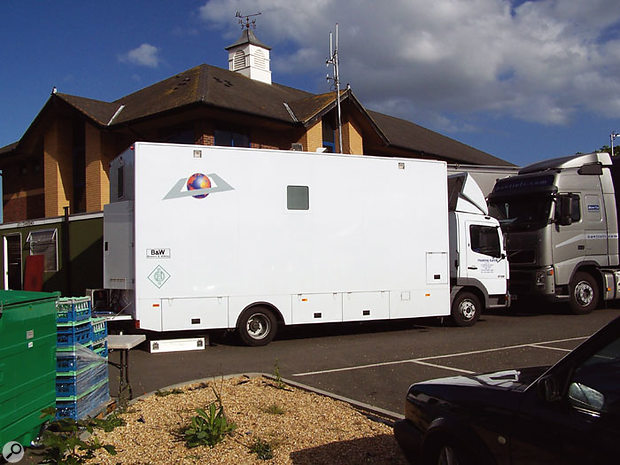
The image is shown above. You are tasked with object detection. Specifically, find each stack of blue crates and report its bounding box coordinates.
[55,297,110,420]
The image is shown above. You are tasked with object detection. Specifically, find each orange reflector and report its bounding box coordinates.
[153,304,160,307]
[302,298,308,302]
[425,293,431,297]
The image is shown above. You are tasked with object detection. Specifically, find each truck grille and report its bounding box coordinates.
[508,249,535,264]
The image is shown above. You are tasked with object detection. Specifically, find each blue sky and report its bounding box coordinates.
[2,0,620,167]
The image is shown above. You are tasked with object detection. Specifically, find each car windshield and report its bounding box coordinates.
[489,195,553,232]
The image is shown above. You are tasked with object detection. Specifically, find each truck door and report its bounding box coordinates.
[465,222,507,295]
[583,194,608,258]
[552,194,585,284]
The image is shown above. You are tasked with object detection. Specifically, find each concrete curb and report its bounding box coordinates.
[126,372,404,425]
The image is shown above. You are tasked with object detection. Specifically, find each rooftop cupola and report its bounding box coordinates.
[225,14,272,85]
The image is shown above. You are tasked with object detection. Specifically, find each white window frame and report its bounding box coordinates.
[26,228,58,272]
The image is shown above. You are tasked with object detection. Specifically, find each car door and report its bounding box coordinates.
[510,330,620,464]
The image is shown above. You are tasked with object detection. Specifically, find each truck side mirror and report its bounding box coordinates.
[558,195,573,226]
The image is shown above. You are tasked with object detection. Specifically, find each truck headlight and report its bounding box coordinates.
[535,267,554,287]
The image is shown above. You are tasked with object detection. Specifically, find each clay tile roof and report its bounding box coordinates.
[4,63,511,166]
[56,94,120,126]
[368,110,513,166]
[286,92,342,123]
[108,64,311,125]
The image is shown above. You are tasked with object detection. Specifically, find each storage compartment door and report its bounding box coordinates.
[291,293,342,324]
[343,291,390,321]
[426,252,448,284]
[161,297,228,331]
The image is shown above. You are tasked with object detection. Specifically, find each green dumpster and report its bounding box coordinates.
[0,290,59,447]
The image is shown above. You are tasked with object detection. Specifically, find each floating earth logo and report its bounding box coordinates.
[186,173,211,198]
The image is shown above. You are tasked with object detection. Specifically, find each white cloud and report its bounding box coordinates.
[119,43,161,68]
[199,0,620,128]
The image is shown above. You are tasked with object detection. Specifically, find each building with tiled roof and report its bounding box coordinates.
[0,28,512,293]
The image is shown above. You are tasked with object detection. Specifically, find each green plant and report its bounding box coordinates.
[155,387,184,397]
[182,387,236,448]
[262,403,285,415]
[249,437,274,460]
[36,408,116,465]
[273,360,286,389]
[90,412,126,432]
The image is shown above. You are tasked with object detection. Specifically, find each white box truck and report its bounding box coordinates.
[104,142,509,345]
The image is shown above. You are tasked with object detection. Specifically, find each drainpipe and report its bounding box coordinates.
[63,206,71,296]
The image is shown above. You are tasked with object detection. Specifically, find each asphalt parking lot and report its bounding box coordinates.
[107,302,620,415]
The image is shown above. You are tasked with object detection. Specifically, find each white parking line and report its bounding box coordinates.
[291,335,588,377]
[530,344,573,352]
[411,360,475,375]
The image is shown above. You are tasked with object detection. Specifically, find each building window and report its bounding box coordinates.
[287,186,309,210]
[26,229,58,272]
[117,165,124,200]
[214,129,250,147]
[322,119,335,153]
[164,127,195,144]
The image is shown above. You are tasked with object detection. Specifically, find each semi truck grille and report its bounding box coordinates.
[508,249,536,264]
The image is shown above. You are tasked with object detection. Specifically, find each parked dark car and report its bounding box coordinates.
[394,316,620,465]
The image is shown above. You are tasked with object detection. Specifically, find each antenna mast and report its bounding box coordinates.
[326,23,343,154]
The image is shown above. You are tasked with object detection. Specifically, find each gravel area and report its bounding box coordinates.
[87,375,408,464]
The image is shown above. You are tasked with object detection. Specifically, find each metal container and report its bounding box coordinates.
[0,290,59,446]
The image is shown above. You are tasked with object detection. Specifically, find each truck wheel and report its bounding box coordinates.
[451,292,480,327]
[237,307,277,346]
[569,272,599,314]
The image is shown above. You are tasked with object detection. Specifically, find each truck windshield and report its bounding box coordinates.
[488,195,553,232]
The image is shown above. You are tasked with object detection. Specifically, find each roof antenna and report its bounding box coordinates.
[235,10,261,30]
[326,23,343,154]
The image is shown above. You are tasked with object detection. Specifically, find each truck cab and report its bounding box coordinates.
[448,173,510,325]
[488,152,620,314]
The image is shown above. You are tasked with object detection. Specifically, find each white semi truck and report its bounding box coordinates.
[103,142,509,345]
[488,152,620,314]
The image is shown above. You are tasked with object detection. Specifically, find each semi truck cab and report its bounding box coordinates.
[488,152,620,314]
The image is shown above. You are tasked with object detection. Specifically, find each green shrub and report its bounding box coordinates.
[249,437,274,460]
[182,391,236,448]
[36,408,117,465]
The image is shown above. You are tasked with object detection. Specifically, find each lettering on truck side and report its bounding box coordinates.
[146,248,171,258]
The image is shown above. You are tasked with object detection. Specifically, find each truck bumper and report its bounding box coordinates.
[509,266,558,301]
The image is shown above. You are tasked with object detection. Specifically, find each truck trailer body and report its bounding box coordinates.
[489,152,620,313]
[104,142,508,344]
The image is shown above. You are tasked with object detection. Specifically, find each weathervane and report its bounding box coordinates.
[235,10,261,30]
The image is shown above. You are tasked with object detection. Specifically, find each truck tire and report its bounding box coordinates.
[451,291,481,327]
[237,307,277,346]
[568,272,599,314]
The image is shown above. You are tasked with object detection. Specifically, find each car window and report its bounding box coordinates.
[568,337,620,415]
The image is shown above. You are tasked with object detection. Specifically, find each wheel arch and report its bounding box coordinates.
[568,262,603,291]
[422,417,497,465]
[236,301,285,329]
[451,282,487,310]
